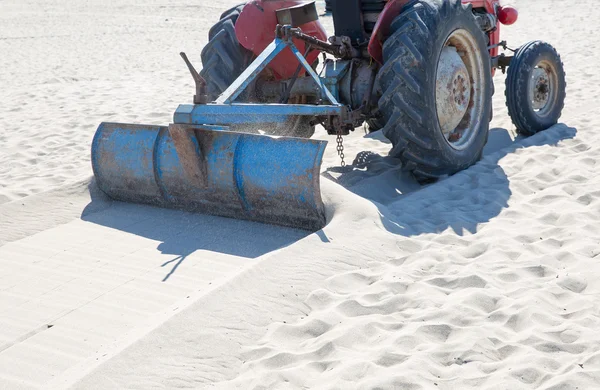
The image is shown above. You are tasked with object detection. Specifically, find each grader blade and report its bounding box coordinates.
[91,122,327,231]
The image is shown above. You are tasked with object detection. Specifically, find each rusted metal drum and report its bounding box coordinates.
[91,122,328,231]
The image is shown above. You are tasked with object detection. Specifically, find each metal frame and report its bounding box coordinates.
[174,27,347,127]
[174,103,345,125]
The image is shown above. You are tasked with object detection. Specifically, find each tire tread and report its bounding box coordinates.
[377,0,490,181]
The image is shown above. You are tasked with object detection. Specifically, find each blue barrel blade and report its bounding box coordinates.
[91,123,164,205]
[91,122,328,231]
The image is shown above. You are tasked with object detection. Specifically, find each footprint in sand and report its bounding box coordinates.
[325,270,378,294]
[557,274,587,293]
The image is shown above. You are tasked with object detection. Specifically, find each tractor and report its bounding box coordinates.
[91,0,566,231]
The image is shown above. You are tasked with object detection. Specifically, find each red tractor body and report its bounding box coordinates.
[235,0,327,79]
[235,0,518,78]
[368,0,516,64]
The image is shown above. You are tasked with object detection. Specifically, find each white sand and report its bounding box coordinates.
[2,0,600,389]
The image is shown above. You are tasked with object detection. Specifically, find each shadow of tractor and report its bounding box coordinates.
[322,124,577,237]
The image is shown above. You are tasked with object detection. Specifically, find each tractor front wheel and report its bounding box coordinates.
[376,0,492,182]
[505,41,567,136]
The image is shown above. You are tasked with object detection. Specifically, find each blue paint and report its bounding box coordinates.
[288,44,339,104]
[233,140,252,212]
[173,103,346,125]
[217,39,289,105]
[322,60,351,101]
[91,123,164,204]
[215,36,341,106]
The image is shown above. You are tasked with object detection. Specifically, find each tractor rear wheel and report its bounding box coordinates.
[200,4,315,138]
[376,0,492,183]
[200,4,254,101]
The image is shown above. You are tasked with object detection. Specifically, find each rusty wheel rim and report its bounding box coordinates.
[528,60,558,117]
[435,28,486,151]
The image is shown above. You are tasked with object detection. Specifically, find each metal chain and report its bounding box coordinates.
[336,133,345,167]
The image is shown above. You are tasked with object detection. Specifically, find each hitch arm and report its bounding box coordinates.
[180,52,209,104]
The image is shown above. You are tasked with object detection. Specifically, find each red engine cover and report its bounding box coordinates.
[235,0,328,80]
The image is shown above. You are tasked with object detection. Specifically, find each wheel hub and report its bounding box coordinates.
[436,46,471,141]
[531,67,551,110]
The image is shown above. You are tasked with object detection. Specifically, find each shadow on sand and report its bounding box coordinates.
[323,124,577,237]
[81,182,310,281]
[81,124,576,280]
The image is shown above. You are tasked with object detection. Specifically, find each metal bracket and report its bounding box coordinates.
[216,26,341,106]
[276,1,318,27]
[180,52,209,104]
[174,103,346,125]
[488,40,507,51]
[168,124,208,188]
[492,54,513,74]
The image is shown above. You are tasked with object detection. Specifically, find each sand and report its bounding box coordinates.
[1,0,600,389]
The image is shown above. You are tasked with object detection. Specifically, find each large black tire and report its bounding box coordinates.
[376,0,492,182]
[505,41,566,136]
[199,4,315,138]
[200,5,254,101]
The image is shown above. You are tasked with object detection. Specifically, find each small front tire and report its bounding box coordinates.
[505,41,567,136]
